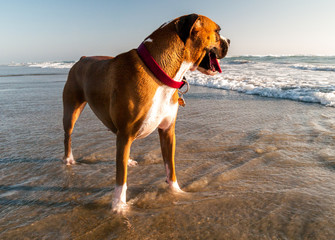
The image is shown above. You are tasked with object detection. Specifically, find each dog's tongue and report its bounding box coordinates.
[210,52,222,73]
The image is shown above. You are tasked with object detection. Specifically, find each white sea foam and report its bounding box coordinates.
[290,64,335,72]
[8,61,75,69]
[29,61,75,69]
[187,56,335,107]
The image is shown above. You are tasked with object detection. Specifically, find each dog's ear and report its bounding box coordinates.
[175,13,199,44]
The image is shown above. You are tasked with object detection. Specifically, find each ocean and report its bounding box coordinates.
[187,55,335,107]
[1,56,335,239]
[4,55,335,107]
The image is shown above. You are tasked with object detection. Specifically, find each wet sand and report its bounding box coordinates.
[1,81,335,239]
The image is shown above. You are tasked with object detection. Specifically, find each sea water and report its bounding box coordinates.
[1,57,335,239]
[4,55,335,107]
[188,55,335,106]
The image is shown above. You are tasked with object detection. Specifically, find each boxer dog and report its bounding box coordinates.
[62,14,229,212]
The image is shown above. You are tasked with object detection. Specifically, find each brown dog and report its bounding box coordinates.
[62,13,229,212]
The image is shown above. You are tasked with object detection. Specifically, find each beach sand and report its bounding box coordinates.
[1,84,335,239]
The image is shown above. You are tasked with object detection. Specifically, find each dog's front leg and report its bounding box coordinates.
[158,124,183,192]
[112,133,133,213]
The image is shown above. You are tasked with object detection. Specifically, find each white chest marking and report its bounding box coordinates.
[137,86,178,139]
[174,62,193,82]
[136,61,192,139]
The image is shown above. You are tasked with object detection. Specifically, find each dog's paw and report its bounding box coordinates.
[112,184,128,214]
[112,199,129,214]
[128,158,138,167]
[168,181,184,193]
[63,153,76,165]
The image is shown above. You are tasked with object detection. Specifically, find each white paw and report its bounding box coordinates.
[168,180,184,193]
[112,199,129,213]
[128,158,138,167]
[63,153,76,165]
[112,184,128,213]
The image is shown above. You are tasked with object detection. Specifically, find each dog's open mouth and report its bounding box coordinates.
[197,50,222,76]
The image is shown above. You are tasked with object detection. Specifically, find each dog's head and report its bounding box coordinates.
[175,14,230,76]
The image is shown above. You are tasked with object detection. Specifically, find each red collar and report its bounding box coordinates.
[137,43,186,89]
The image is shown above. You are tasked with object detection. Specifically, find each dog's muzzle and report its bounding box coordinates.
[197,37,230,76]
[219,36,230,59]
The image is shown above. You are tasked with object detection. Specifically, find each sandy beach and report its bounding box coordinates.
[1,68,335,240]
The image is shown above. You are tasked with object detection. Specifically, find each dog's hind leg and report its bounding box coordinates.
[62,80,86,165]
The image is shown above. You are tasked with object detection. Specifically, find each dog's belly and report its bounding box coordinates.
[136,86,178,139]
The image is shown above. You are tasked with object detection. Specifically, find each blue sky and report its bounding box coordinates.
[1,0,335,64]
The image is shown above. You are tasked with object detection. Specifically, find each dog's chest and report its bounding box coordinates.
[136,86,178,139]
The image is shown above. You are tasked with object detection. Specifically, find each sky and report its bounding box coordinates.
[1,0,335,64]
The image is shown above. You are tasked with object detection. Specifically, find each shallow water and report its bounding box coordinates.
[1,67,335,239]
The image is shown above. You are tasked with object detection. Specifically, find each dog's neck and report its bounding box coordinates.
[142,24,192,83]
[137,43,187,89]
